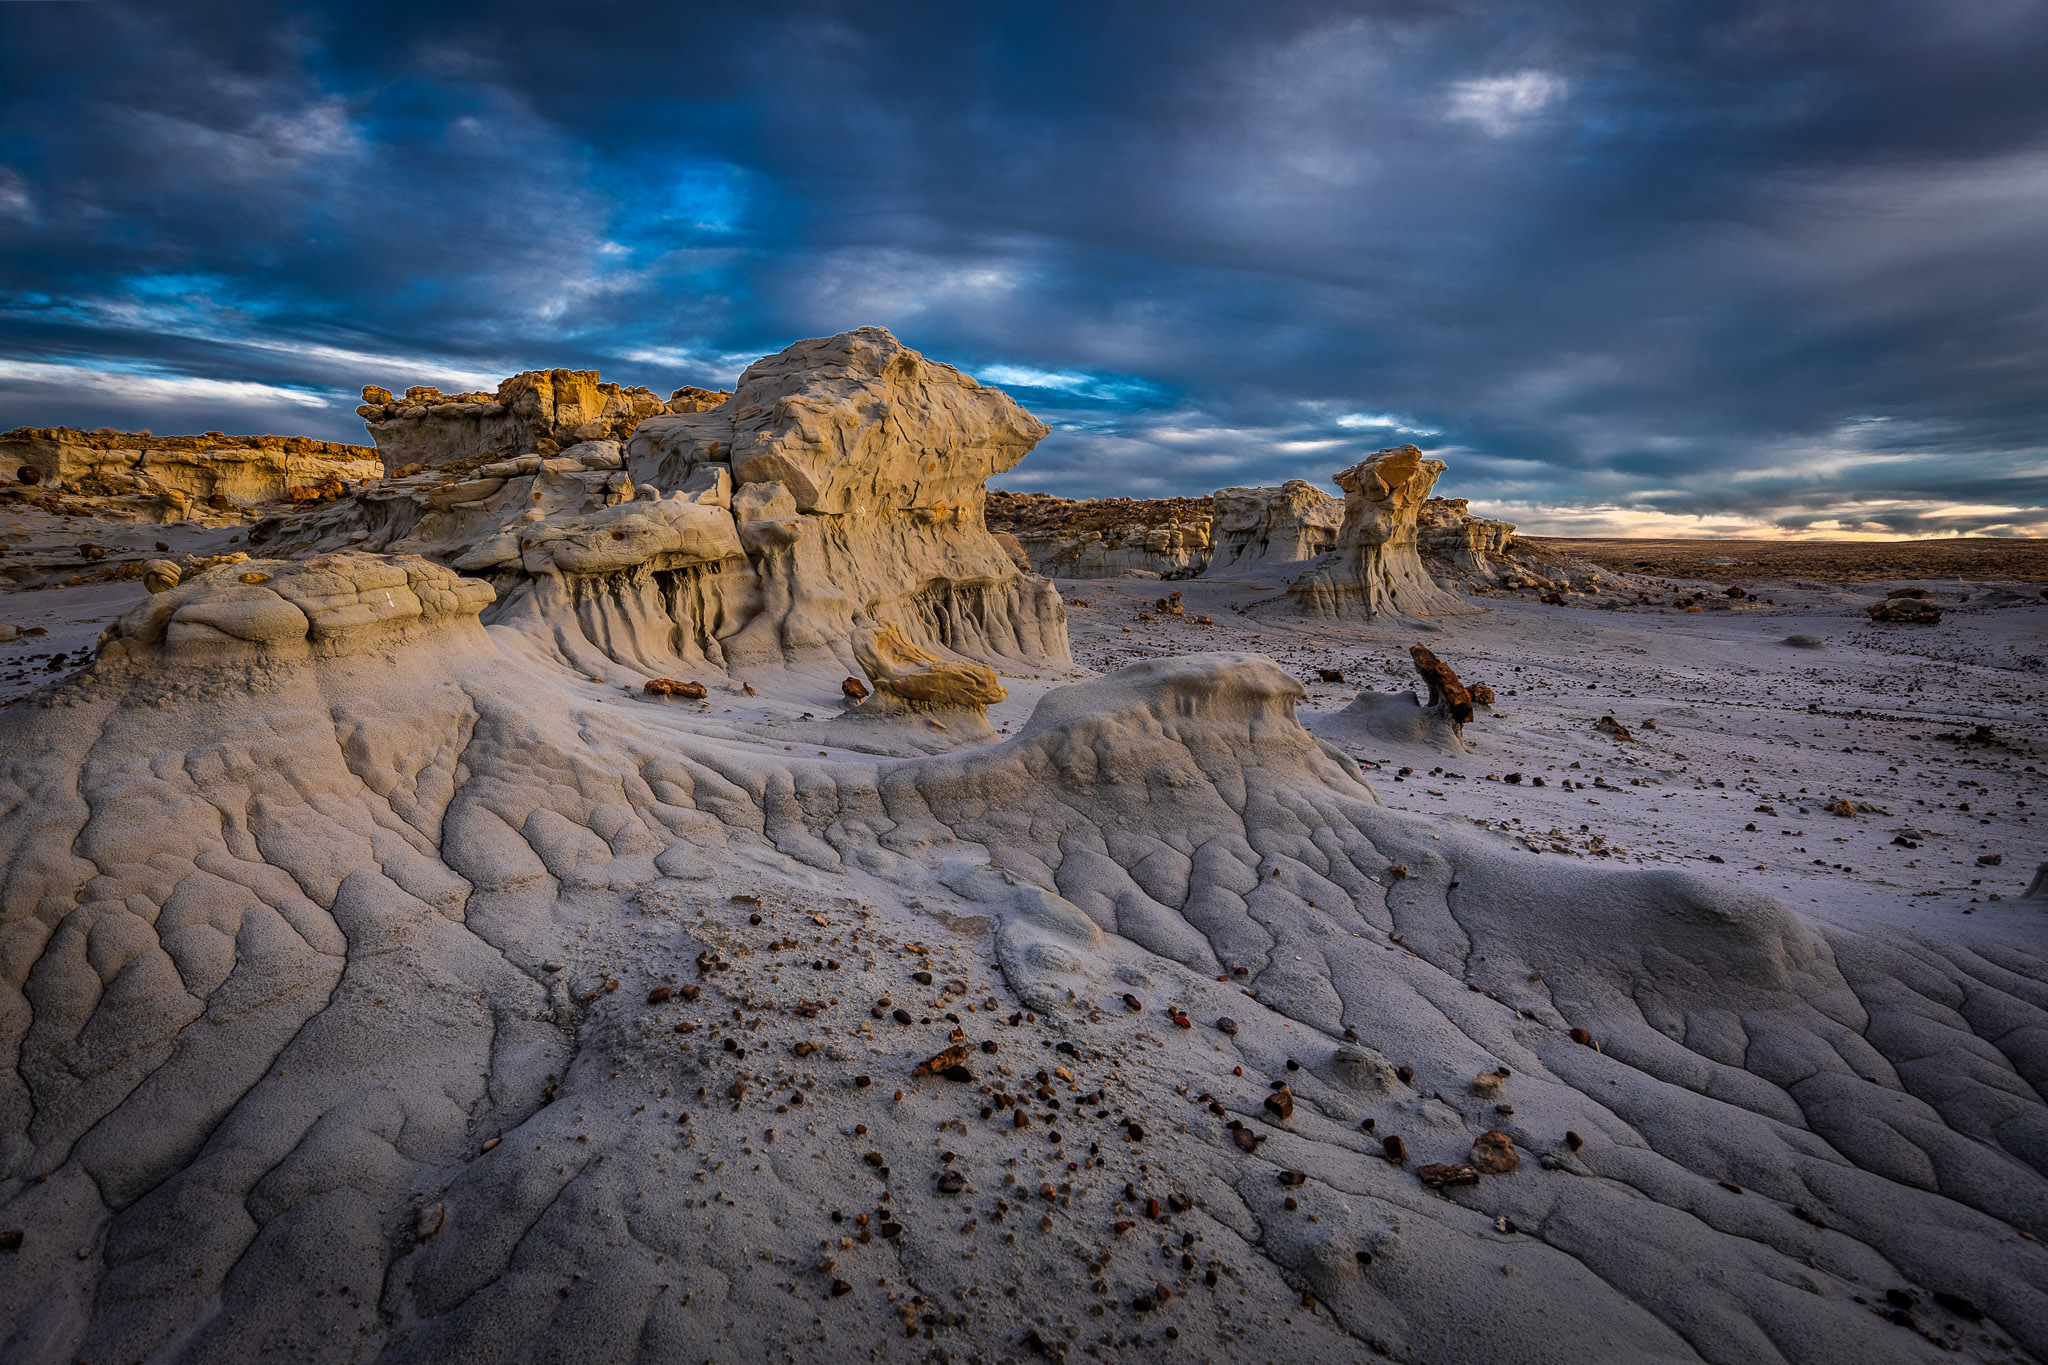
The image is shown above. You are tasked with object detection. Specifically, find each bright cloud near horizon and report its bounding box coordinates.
[1,0,2044,540]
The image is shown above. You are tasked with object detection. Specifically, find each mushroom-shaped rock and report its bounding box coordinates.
[626,327,1048,515]
[1283,446,1468,619]
[852,621,1006,712]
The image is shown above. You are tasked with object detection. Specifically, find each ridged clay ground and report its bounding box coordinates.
[0,550,2043,1364]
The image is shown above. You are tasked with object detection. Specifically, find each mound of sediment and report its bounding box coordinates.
[2,563,2043,1362]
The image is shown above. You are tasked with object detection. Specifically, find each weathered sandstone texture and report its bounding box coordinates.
[850,619,1007,713]
[1205,480,1344,578]
[0,428,380,523]
[1284,444,1469,619]
[255,329,1069,680]
[357,371,731,474]
[1417,496,1517,582]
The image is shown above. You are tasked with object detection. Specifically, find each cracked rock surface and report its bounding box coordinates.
[0,554,2042,1363]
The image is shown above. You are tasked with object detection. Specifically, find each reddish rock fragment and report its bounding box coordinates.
[1471,1130,1519,1174]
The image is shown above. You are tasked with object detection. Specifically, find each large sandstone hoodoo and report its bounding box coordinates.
[1283,444,1468,619]
[256,328,1069,681]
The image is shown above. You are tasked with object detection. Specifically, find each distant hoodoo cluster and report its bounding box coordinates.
[990,445,1530,619]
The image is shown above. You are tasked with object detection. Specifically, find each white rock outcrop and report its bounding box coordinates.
[1417,496,1517,582]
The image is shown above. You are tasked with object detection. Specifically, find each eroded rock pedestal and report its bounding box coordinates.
[1284,444,1469,619]
[1206,480,1344,578]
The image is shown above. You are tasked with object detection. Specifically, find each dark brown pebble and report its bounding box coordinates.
[892,1008,913,1025]
[1279,1170,1306,1186]
[1263,1086,1294,1121]
[831,1279,852,1296]
[1417,1162,1480,1189]
[981,1040,998,1054]
[941,1064,975,1083]
[1382,1135,1407,1163]
[1233,1129,1262,1153]
[679,984,700,1000]
[1216,1016,1238,1035]
[912,970,933,985]
[855,1074,871,1088]
[1565,1130,1583,1150]
[647,986,673,1004]
[1570,1027,1594,1046]
[1123,993,1143,1012]
[936,1171,967,1194]
[1395,1065,1414,1084]
[1126,1122,1145,1141]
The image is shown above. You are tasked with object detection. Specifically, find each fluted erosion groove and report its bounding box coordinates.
[1284,444,1472,619]
[0,543,2043,1363]
[255,327,1069,679]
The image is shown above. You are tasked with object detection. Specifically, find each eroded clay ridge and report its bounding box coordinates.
[0,551,2041,1364]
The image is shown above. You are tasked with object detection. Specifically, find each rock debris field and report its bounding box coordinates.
[0,328,2043,1365]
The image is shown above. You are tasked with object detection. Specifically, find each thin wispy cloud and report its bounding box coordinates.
[1445,71,1568,135]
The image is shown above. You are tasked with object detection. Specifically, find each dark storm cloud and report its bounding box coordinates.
[2,0,2044,535]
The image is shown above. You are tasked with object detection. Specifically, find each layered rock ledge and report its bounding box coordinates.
[0,428,380,524]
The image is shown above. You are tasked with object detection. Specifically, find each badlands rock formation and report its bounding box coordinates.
[984,491,1215,579]
[1285,445,1469,620]
[257,329,1067,682]
[0,427,380,523]
[990,466,1523,608]
[3,332,2044,1365]
[1205,480,1344,578]
[358,371,731,474]
[1417,496,1517,583]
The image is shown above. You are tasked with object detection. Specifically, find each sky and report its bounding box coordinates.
[1,1,2045,538]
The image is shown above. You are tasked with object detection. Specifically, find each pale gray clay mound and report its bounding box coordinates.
[0,334,2042,1365]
